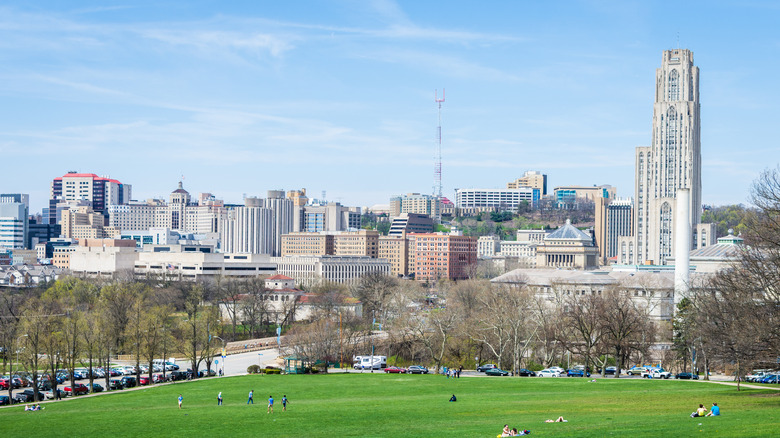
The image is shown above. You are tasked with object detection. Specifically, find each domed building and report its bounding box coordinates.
[536,219,599,270]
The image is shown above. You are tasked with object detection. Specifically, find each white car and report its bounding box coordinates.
[641,368,672,379]
[549,366,565,374]
[537,368,562,377]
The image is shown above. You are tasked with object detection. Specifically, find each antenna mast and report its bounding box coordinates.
[434,89,445,199]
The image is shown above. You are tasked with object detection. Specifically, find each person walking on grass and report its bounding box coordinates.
[178,394,183,409]
[247,390,254,405]
[282,395,288,411]
[268,395,274,413]
[217,392,223,406]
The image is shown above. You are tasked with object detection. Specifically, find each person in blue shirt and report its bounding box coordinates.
[267,395,274,414]
[706,403,720,416]
[178,394,183,409]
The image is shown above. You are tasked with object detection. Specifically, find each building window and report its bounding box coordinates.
[668,70,679,101]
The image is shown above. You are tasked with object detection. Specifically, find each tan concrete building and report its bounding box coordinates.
[389,193,441,220]
[282,232,334,256]
[379,234,412,277]
[507,170,547,195]
[271,255,390,286]
[60,206,117,240]
[53,246,76,269]
[334,229,378,258]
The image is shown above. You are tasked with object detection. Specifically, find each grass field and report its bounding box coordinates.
[1,373,778,437]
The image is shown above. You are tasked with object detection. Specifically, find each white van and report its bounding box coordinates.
[353,355,387,370]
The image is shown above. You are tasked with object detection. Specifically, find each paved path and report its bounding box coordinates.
[700,380,780,391]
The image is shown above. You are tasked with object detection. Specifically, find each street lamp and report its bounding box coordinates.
[213,336,227,377]
[10,334,28,395]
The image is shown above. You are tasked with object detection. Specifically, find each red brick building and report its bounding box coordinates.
[411,233,477,282]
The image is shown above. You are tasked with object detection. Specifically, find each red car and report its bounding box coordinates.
[138,376,150,385]
[63,383,89,395]
[152,374,165,384]
[0,378,9,390]
[383,366,407,374]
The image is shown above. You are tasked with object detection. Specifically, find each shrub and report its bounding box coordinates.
[264,368,281,375]
[247,365,261,374]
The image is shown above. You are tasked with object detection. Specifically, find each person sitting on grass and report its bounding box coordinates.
[691,404,707,418]
[501,424,510,436]
[448,394,456,402]
[545,416,567,423]
[706,403,720,417]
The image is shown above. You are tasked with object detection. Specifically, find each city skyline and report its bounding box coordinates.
[2,1,779,214]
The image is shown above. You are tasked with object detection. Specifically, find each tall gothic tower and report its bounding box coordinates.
[633,49,701,265]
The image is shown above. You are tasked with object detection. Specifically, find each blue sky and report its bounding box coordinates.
[1,1,778,214]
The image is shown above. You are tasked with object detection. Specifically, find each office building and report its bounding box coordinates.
[271,255,390,286]
[282,233,334,256]
[379,235,412,277]
[302,203,361,233]
[49,172,131,224]
[595,197,634,264]
[388,213,434,236]
[477,235,501,258]
[454,187,540,212]
[389,193,441,220]
[220,198,274,254]
[411,233,477,282]
[266,190,294,257]
[507,171,547,195]
[0,202,29,250]
[553,185,616,209]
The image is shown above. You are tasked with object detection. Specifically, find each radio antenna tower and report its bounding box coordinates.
[434,89,445,199]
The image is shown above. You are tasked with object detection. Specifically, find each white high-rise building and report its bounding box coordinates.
[627,49,701,266]
[220,198,273,254]
[266,190,294,257]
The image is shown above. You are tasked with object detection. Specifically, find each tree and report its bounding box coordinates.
[558,292,605,376]
[692,167,780,389]
[352,273,399,327]
[141,305,174,384]
[600,288,655,378]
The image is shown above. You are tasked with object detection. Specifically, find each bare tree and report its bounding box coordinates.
[600,288,654,378]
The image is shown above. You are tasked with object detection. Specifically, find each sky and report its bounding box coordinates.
[1,0,779,215]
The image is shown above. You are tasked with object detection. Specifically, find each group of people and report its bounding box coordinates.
[176,392,289,412]
[444,366,462,378]
[500,424,530,436]
[24,404,43,411]
[691,403,720,417]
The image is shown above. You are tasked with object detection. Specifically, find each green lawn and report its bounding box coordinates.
[1,374,778,437]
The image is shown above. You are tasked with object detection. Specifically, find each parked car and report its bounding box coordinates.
[675,372,699,380]
[627,366,650,376]
[517,369,536,377]
[120,376,137,388]
[89,383,104,393]
[0,378,10,390]
[548,366,566,374]
[0,395,10,405]
[109,368,123,377]
[537,369,562,377]
[14,389,40,403]
[477,364,497,372]
[153,374,166,384]
[603,366,617,375]
[45,389,65,400]
[109,380,124,390]
[168,371,188,381]
[383,366,406,374]
[63,383,89,396]
[37,380,52,391]
[407,365,429,374]
[641,368,672,379]
[138,376,150,385]
[485,368,510,376]
[567,369,591,377]
[759,374,779,384]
